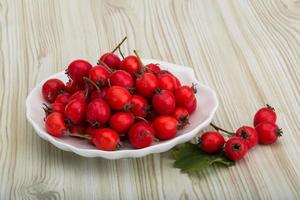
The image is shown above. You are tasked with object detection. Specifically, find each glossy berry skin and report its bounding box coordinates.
[105,86,131,110]
[45,112,67,137]
[66,59,92,85]
[99,53,121,70]
[68,90,87,102]
[55,93,71,105]
[153,116,178,140]
[157,73,179,93]
[51,102,65,113]
[91,128,120,151]
[152,90,176,115]
[225,137,248,161]
[88,65,110,86]
[128,121,155,149]
[173,107,189,127]
[42,79,65,103]
[109,70,134,89]
[200,131,225,154]
[64,99,86,125]
[146,63,161,74]
[135,72,159,98]
[130,95,148,118]
[175,86,197,114]
[120,55,141,76]
[86,98,111,126]
[255,122,281,145]
[235,126,258,149]
[90,87,109,100]
[109,112,135,135]
[254,105,277,126]
[65,80,83,94]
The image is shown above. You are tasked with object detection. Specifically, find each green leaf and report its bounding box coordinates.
[172,143,234,173]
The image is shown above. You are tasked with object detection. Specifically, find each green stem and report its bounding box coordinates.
[210,123,234,136]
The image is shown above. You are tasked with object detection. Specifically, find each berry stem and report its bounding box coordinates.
[112,36,127,53]
[210,123,234,136]
[83,77,100,92]
[68,133,91,140]
[97,60,113,73]
[133,50,145,68]
[135,116,148,123]
[118,47,125,59]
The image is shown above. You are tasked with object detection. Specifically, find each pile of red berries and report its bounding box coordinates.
[199,105,282,161]
[41,37,197,151]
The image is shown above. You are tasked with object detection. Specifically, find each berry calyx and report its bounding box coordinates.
[225,137,248,161]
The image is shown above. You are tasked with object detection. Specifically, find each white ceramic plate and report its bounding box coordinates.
[26,59,218,159]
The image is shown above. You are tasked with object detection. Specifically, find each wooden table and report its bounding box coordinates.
[1,0,300,199]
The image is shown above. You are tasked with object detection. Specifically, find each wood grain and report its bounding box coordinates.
[1,0,300,199]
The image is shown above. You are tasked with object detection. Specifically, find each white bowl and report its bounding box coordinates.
[26,59,218,159]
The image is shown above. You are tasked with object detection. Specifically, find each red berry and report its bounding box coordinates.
[255,122,282,145]
[200,131,225,154]
[152,89,176,115]
[135,72,159,98]
[66,59,92,85]
[88,65,110,87]
[128,121,155,149]
[175,85,197,114]
[130,95,148,118]
[146,63,161,74]
[99,53,121,70]
[157,73,178,93]
[225,137,248,161]
[64,99,86,125]
[105,86,131,110]
[254,105,277,126]
[51,102,65,113]
[120,55,141,76]
[42,79,65,103]
[109,70,134,89]
[90,87,109,100]
[45,112,67,137]
[91,128,120,151]
[65,80,83,94]
[173,107,189,127]
[235,126,258,149]
[68,90,87,102]
[69,125,86,135]
[55,93,71,105]
[109,112,135,135]
[153,116,178,140]
[86,98,111,126]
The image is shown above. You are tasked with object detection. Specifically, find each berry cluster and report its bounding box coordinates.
[199,105,282,161]
[41,37,197,151]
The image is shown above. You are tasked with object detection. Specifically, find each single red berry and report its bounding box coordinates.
[129,95,148,118]
[235,126,258,149]
[51,102,65,113]
[255,122,282,145]
[68,90,87,102]
[66,59,92,85]
[153,116,178,140]
[42,79,65,103]
[92,128,120,151]
[99,53,121,70]
[175,85,197,114]
[173,107,189,128]
[120,55,141,76]
[157,73,179,93]
[200,131,225,154]
[135,72,159,98]
[146,63,161,74]
[152,89,176,115]
[105,86,131,110]
[55,93,71,105]
[90,87,109,100]
[64,99,86,125]
[128,121,155,149]
[86,98,111,127]
[45,112,67,137]
[65,80,83,94]
[88,65,110,87]
[109,70,134,89]
[225,137,248,161]
[254,104,277,126]
[109,112,135,135]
